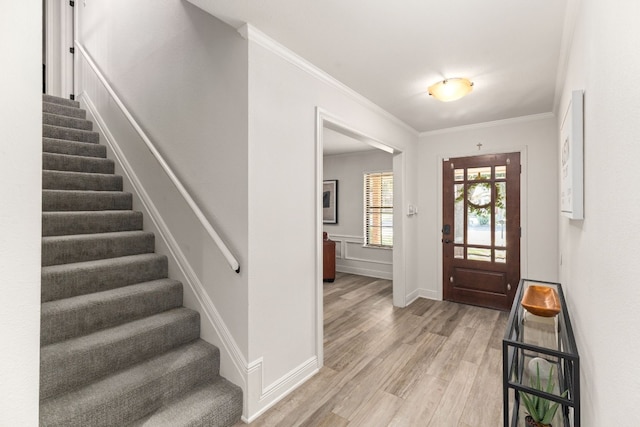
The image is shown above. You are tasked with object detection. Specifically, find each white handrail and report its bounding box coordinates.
[76,42,240,273]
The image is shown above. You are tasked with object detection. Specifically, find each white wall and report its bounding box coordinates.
[418,115,559,300]
[76,0,250,387]
[324,149,393,279]
[0,1,41,424]
[245,25,418,418]
[558,0,640,424]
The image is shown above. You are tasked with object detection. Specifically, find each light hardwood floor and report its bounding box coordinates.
[237,272,508,426]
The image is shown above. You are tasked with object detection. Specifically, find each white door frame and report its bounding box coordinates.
[315,107,407,367]
[45,0,74,97]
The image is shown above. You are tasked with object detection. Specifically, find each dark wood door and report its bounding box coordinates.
[442,153,521,310]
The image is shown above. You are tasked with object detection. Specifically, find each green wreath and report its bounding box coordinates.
[455,180,505,217]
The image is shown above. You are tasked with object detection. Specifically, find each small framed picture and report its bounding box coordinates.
[323,180,338,224]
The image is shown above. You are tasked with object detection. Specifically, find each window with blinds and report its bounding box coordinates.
[364,171,393,247]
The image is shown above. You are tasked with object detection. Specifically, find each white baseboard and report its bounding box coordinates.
[336,265,392,280]
[243,356,319,423]
[406,288,441,306]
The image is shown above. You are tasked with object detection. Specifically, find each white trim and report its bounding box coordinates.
[406,288,441,306]
[244,356,319,423]
[435,146,529,301]
[240,24,418,138]
[74,43,240,274]
[420,113,555,137]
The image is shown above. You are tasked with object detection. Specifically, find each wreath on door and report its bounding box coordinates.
[455,179,505,217]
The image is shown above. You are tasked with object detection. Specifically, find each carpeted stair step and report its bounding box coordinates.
[43,112,93,131]
[40,308,201,400]
[43,152,114,174]
[41,278,183,346]
[43,94,80,108]
[129,377,242,427]
[43,210,142,236]
[43,101,87,119]
[39,340,220,427]
[43,170,122,191]
[42,230,154,266]
[41,253,168,302]
[43,124,99,143]
[43,137,106,158]
[43,189,132,211]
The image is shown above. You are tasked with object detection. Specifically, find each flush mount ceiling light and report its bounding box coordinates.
[428,78,474,102]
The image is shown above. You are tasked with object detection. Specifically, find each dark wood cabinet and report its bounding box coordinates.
[323,232,336,282]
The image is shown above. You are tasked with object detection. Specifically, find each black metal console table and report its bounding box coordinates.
[503,278,580,426]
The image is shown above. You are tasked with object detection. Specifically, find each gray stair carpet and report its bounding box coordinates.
[40,94,242,427]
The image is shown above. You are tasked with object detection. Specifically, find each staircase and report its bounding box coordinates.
[40,94,243,427]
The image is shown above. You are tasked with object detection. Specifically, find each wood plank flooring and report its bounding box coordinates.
[237,272,508,426]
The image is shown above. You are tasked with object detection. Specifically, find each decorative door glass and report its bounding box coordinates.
[453,164,508,263]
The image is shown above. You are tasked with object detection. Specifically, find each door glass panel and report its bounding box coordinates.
[467,182,492,246]
[495,165,507,179]
[495,249,507,263]
[468,167,491,181]
[454,169,464,181]
[454,184,464,243]
[454,246,464,259]
[468,247,491,262]
[495,182,507,247]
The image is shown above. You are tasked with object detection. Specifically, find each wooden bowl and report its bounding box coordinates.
[521,285,561,317]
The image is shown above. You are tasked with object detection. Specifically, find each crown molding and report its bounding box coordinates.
[237,24,418,137]
[419,112,556,138]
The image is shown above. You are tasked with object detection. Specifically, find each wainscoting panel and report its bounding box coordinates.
[328,234,392,280]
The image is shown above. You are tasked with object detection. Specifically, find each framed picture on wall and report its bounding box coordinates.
[560,90,584,220]
[323,180,338,224]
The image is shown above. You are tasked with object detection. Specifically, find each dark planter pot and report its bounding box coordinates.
[525,415,551,427]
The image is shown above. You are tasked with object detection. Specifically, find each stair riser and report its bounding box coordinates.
[42,254,168,302]
[43,102,86,119]
[43,171,122,192]
[41,280,183,346]
[43,113,93,131]
[39,342,219,427]
[40,310,201,399]
[43,190,132,211]
[129,379,243,427]
[43,153,114,174]
[43,124,99,143]
[42,211,142,237]
[43,138,106,158]
[41,232,154,266]
[43,94,80,108]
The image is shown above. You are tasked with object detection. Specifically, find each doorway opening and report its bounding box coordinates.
[43,0,74,98]
[442,152,521,311]
[315,109,406,365]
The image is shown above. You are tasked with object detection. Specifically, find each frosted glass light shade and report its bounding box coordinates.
[428,78,474,102]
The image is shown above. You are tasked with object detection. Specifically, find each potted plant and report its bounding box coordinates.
[519,362,568,427]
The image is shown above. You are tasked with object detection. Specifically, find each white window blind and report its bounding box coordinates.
[364,171,393,247]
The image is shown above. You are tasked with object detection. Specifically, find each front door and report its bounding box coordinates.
[442,153,521,310]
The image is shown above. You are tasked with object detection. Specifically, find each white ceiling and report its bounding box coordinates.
[188,0,569,133]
